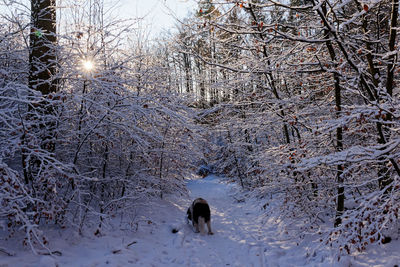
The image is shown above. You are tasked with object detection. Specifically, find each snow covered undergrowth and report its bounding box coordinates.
[1,175,399,266]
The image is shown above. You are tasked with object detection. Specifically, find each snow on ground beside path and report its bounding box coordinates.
[0,174,399,266]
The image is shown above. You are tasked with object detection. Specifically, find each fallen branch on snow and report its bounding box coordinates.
[0,247,15,256]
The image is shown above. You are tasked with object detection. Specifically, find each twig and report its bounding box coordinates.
[37,250,63,256]
[0,247,15,256]
[125,241,137,248]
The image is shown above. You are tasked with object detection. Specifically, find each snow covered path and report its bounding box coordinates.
[135,175,269,267]
[0,175,278,267]
[1,175,399,266]
[129,175,307,267]
[132,175,400,267]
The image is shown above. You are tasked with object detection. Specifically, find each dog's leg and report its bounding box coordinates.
[198,217,206,235]
[206,220,213,235]
[194,222,200,233]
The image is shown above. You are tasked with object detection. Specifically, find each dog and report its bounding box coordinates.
[187,198,213,235]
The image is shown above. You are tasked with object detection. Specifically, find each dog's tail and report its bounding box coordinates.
[198,216,206,235]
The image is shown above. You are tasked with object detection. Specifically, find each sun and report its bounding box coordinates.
[82,60,95,72]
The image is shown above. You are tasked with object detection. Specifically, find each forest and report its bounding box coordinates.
[1,0,399,262]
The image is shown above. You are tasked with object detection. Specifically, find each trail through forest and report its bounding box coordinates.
[134,175,272,267]
[134,175,399,267]
[82,174,311,267]
[1,175,399,266]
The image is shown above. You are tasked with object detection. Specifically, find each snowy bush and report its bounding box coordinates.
[0,1,203,253]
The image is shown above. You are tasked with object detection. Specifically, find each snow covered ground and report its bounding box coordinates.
[0,175,399,266]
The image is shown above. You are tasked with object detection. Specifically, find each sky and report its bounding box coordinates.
[117,0,197,36]
[0,0,197,38]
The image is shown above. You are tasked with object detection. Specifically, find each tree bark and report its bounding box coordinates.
[378,0,399,191]
[29,0,57,95]
[24,0,57,184]
[316,1,345,227]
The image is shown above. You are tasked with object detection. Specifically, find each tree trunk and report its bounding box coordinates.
[378,0,399,191]
[246,4,290,144]
[316,2,345,227]
[24,0,57,185]
[29,0,57,95]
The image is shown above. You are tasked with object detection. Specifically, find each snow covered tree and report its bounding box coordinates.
[1,0,204,252]
[173,0,400,255]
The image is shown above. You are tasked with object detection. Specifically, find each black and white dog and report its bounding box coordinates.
[187,198,213,235]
